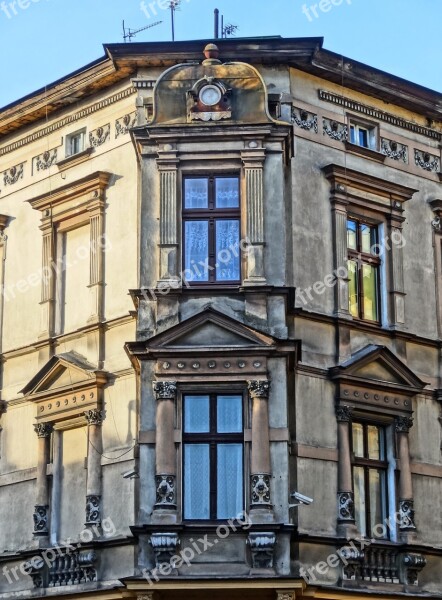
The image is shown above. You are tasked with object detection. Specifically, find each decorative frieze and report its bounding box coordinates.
[85,494,101,525]
[3,163,24,186]
[415,149,439,172]
[33,505,49,534]
[338,491,355,522]
[33,149,58,172]
[251,474,271,506]
[34,422,53,438]
[1,87,136,157]
[153,381,177,400]
[149,533,180,568]
[248,380,270,399]
[247,532,276,569]
[323,118,348,141]
[395,416,414,433]
[319,90,442,141]
[155,474,176,507]
[291,108,318,133]
[381,138,408,162]
[399,499,416,530]
[89,124,110,147]
[115,112,137,137]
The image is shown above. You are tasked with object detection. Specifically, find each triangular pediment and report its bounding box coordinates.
[21,351,105,397]
[146,308,278,350]
[330,345,427,390]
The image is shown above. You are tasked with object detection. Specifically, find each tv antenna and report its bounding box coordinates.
[169,0,181,42]
[122,20,162,42]
[214,9,238,39]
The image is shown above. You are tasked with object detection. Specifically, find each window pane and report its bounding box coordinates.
[361,224,374,254]
[215,177,239,208]
[367,425,382,460]
[184,445,210,519]
[353,466,366,537]
[184,178,209,209]
[217,444,243,519]
[184,396,210,433]
[350,125,356,144]
[362,264,378,321]
[352,423,364,458]
[359,128,369,148]
[348,260,359,318]
[347,220,357,250]
[369,469,387,538]
[216,220,240,281]
[184,221,209,282]
[217,395,242,433]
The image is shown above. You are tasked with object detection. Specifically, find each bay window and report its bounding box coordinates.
[183,175,241,284]
[183,393,244,520]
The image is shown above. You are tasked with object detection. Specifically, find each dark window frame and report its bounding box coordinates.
[351,419,389,539]
[182,392,245,522]
[347,217,382,323]
[182,174,241,286]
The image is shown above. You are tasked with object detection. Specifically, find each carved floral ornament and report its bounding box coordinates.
[153,381,177,400]
[415,149,439,172]
[248,380,270,399]
[3,163,24,186]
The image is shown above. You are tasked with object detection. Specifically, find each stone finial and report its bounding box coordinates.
[203,43,221,65]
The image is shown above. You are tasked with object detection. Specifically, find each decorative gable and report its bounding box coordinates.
[330,345,427,416]
[126,308,298,381]
[21,352,108,425]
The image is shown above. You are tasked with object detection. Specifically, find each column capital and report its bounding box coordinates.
[395,416,413,433]
[248,380,270,399]
[84,409,105,426]
[153,381,177,400]
[34,423,53,438]
[336,405,353,423]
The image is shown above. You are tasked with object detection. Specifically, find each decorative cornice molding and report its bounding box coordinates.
[319,90,442,141]
[0,87,136,157]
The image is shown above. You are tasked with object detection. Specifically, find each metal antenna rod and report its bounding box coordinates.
[122,20,162,43]
[169,0,181,42]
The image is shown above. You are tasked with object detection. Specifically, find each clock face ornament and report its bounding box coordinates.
[199,85,222,107]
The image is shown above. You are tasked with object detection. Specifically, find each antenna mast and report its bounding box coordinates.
[122,19,162,43]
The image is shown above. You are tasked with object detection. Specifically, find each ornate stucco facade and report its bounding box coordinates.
[0,37,441,600]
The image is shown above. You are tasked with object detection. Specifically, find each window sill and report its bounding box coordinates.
[345,141,387,164]
[57,147,94,171]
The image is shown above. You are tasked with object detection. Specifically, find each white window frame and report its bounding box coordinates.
[65,129,86,157]
[349,120,377,150]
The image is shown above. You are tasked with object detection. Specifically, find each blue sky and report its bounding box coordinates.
[0,0,440,108]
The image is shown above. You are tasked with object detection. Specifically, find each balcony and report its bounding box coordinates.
[27,548,97,588]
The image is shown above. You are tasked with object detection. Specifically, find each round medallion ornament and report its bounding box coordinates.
[199,85,222,107]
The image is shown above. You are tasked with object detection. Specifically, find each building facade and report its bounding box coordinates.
[0,36,441,600]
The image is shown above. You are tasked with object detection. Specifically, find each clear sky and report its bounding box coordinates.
[0,0,440,108]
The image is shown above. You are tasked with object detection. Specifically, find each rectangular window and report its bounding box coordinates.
[352,422,389,539]
[347,219,381,322]
[350,122,376,150]
[183,393,244,520]
[183,175,241,284]
[66,129,86,157]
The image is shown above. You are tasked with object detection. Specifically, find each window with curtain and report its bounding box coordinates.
[183,175,241,284]
[347,218,381,322]
[183,393,243,520]
[352,421,389,539]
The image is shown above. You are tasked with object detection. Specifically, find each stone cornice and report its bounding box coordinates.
[319,90,442,141]
[0,87,136,157]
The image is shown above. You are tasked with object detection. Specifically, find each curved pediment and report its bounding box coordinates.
[148,44,274,126]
